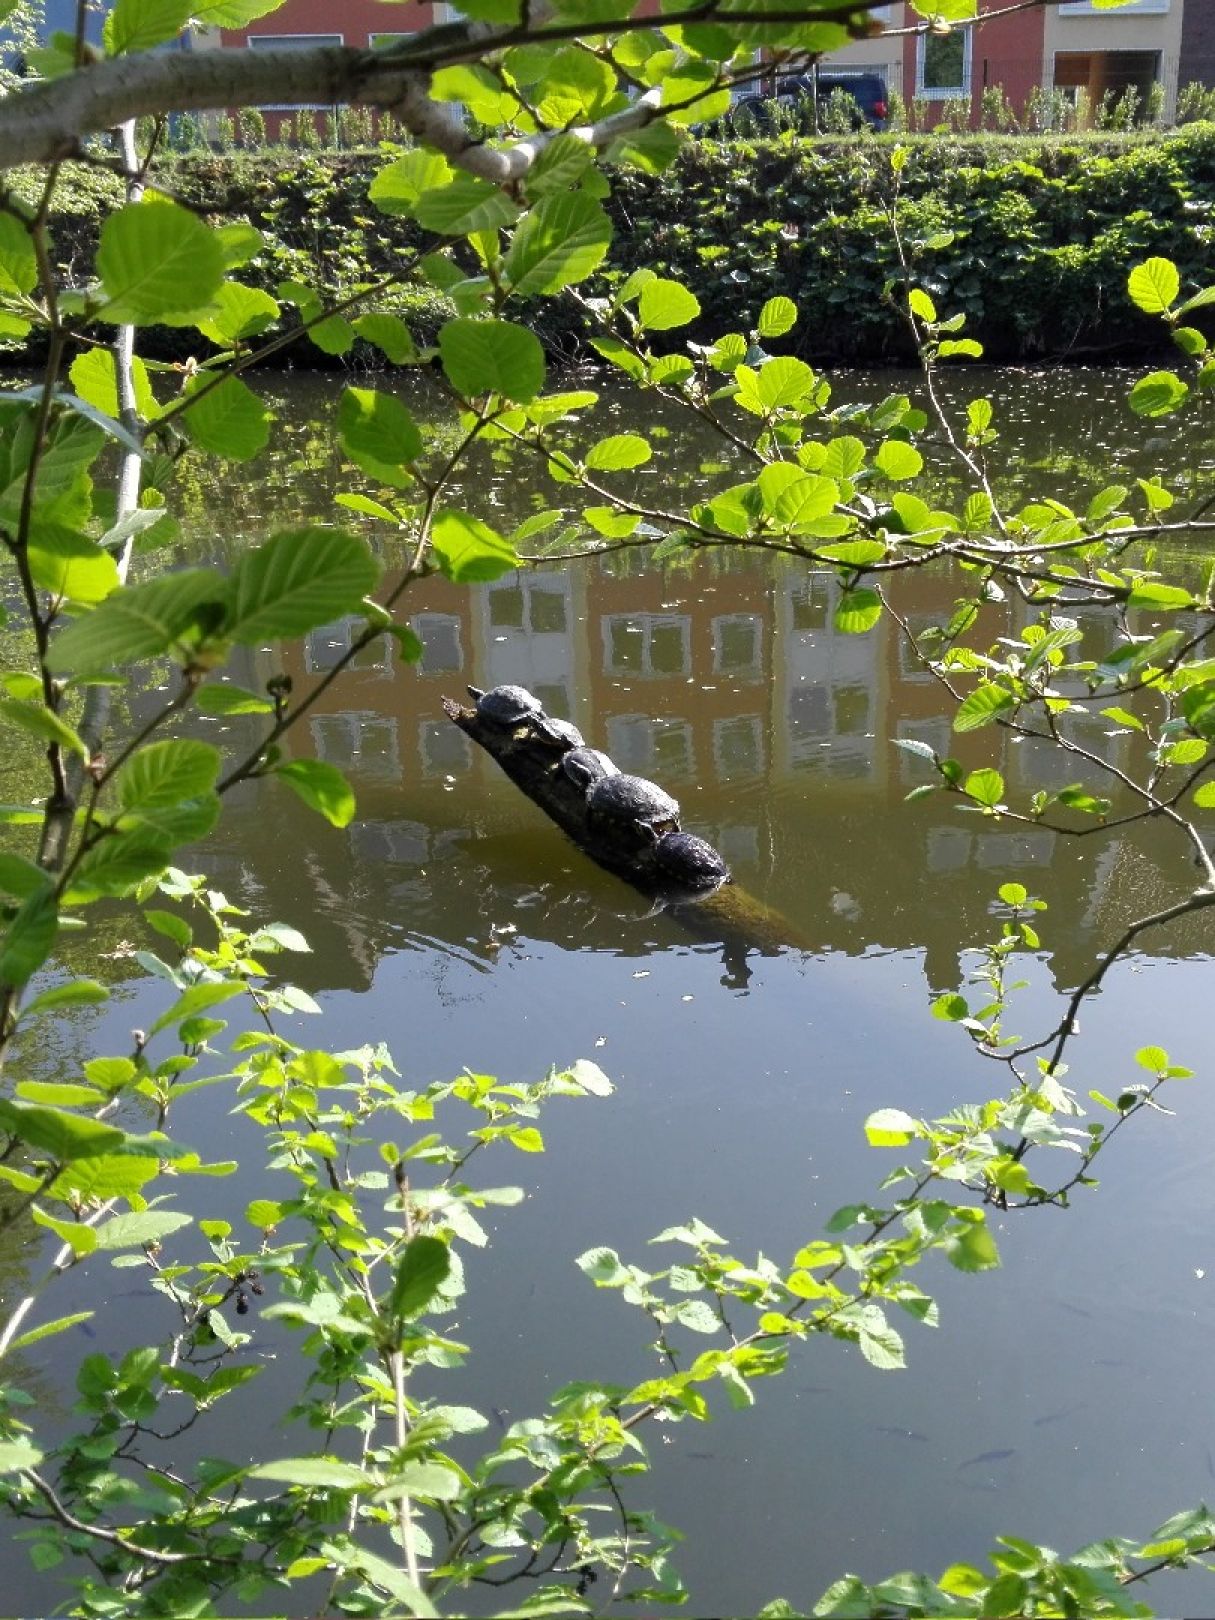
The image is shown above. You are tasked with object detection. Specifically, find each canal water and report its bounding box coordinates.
[7,367,1215,1613]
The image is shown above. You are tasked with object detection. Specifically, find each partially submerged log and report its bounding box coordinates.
[443,696,814,966]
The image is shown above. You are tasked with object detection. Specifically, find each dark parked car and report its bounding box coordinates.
[732,71,889,134]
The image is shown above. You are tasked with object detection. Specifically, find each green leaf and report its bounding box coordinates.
[249,1456,370,1490]
[909,287,937,324]
[24,979,109,1015]
[637,278,701,332]
[0,214,37,298]
[374,1461,463,1502]
[932,993,969,1021]
[1128,581,1194,610]
[194,281,280,347]
[29,528,121,607]
[954,684,1015,732]
[107,0,192,53]
[414,178,519,236]
[522,133,593,199]
[390,1234,451,1319]
[148,980,244,1037]
[0,1098,124,1161]
[946,1221,1000,1273]
[1194,781,1215,808]
[585,433,651,471]
[96,194,224,324]
[68,827,173,899]
[965,767,1004,807]
[0,697,87,757]
[0,890,58,988]
[352,313,417,365]
[228,529,380,643]
[874,440,924,481]
[0,1439,44,1473]
[1127,257,1180,316]
[337,387,423,488]
[757,296,797,339]
[429,509,519,584]
[833,588,881,635]
[505,193,612,296]
[8,1312,94,1353]
[94,1209,192,1250]
[864,1108,919,1147]
[118,738,220,811]
[181,375,270,462]
[196,684,274,716]
[45,569,226,674]
[857,1318,905,1371]
[1129,370,1189,418]
[439,318,545,404]
[275,760,356,828]
[31,1204,98,1255]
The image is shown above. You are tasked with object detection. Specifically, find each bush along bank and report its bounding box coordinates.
[13,125,1215,368]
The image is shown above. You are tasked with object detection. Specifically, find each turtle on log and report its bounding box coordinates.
[441,686,812,963]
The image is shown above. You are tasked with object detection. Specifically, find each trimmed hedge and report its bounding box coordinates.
[17,125,1215,365]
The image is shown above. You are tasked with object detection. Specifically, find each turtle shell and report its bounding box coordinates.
[542,717,585,750]
[588,773,680,831]
[473,684,545,725]
[561,747,619,791]
[653,831,730,886]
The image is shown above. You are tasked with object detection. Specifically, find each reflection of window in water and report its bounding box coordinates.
[927,826,972,873]
[351,820,430,865]
[412,613,463,673]
[898,614,940,683]
[488,579,568,635]
[306,617,391,676]
[789,684,831,741]
[713,615,763,679]
[534,683,573,719]
[825,740,873,779]
[310,713,400,779]
[790,574,832,632]
[1016,716,1125,791]
[603,614,691,677]
[605,714,695,779]
[975,829,1056,868]
[896,716,951,779]
[833,683,870,734]
[714,714,764,780]
[418,720,472,775]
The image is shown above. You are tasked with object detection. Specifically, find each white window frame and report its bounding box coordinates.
[247,33,343,111]
[915,26,972,99]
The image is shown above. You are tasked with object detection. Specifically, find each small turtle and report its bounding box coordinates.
[587,773,680,843]
[542,716,585,751]
[561,747,619,792]
[467,684,567,744]
[653,831,731,888]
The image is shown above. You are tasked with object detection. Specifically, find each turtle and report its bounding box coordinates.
[653,831,731,889]
[466,684,569,744]
[587,773,680,843]
[541,716,585,751]
[561,747,619,792]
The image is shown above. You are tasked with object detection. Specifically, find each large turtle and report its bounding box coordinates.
[561,747,619,792]
[467,684,569,745]
[653,831,731,889]
[587,773,680,843]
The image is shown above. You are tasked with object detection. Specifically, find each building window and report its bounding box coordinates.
[916,27,971,99]
[310,712,399,779]
[419,720,472,776]
[247,34,342,109]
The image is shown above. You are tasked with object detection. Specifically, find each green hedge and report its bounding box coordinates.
[20,126,1215,365]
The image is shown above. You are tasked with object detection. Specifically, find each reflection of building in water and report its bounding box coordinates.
[774,572,887,782]
[480,572,584,724]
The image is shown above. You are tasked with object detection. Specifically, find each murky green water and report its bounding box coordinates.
[7,367,1215,1613]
